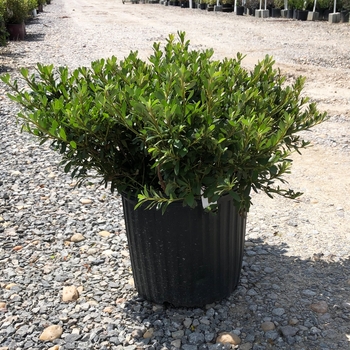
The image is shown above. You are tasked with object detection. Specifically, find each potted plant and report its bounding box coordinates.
[3,0,29,40]
[272,0,283,16]
[199,0,207,9]
[207,0,216,10]
[291,0,310,18]
[235,0,245,14]
[245,0,260,14]
[0,0,8,46]
[222,0,234,11]
[1,32,326,307]
[27,0,38,18]
[37,0,45,12]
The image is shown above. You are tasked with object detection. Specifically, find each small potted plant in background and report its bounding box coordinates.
[27,0,39,18]
[340,0,350,22]
[235,0,245,14]
[207,0,216,10]
[272,0,283,16]
[199,0,207,9]
[245,0,259,14]
[2,32,326,307]
[291,0,310,19]
[0,0,8,46]
[3,0,29,40]
[222,0,234,11]
[37,0,45,12]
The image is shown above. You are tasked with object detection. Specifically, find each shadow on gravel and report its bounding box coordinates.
[120,238,350,349]
[25,33,46,42]
[0,65,14,73]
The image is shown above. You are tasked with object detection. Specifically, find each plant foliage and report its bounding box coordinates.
[1,32,326,213]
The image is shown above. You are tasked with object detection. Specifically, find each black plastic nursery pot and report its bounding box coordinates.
[236,5,245,15]
[6,23,26,41]
[122,195,247,307]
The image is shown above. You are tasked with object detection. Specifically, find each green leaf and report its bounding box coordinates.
[59,128,67,141]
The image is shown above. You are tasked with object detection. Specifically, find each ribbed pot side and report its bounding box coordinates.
[122,195,247,307]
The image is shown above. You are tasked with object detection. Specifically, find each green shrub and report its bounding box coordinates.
[1,32,326,213]
[4,0,29,24]
[27,0,38,11]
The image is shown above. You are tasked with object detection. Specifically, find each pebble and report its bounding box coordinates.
[216,332,241,345]
[39,325,63,341]
[62,286,79,302]
[310,301,329,314]
[5,283,17,290]
[98,230,111,237]
[70,233,86,242]
[261,321,275,331]
[143,328,154,339]
[80,198,93,205]
[280,325,298,337]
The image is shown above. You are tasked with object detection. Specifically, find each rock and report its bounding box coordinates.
[0,302,6,309]
[216,332,241,345]
[48,345,60,350]
[70,233,85,242]
[80,198,93,204]
[302,289,317,297]
[188,332,205,344]
[272,308,285,316]
[184,318,192,328]
[98,230,111,237]
[12,245,23,251]
[341,302,350,309]
[116,298,126,304]
[289,318,299,325]
[171,339,181,348]
[5,283,17,290]
[172,330,184,339]
[143,328,154,338]
[261,321,275,331]
[62,286,79,302]
[280,325,298,337]
[310,301,328,313]
[131,329,143,338]
[103,306,114,313]
[240,343,253,350]
[39,325,63,341]
[152,304,163,312]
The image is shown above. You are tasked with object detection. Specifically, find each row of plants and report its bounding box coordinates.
[0,0,51,45]
[169,0,350,12]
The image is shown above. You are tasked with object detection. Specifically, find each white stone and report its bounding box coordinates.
[80,198,93,204]
[70,233,85,242]
[98,230,111,237]
[216,332,241,345]
[39,325,63,341]
[62,286,79,302]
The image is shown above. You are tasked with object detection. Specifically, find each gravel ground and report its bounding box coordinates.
[0,1,350,350]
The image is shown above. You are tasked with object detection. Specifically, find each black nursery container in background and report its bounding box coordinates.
[2,32,326,307]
